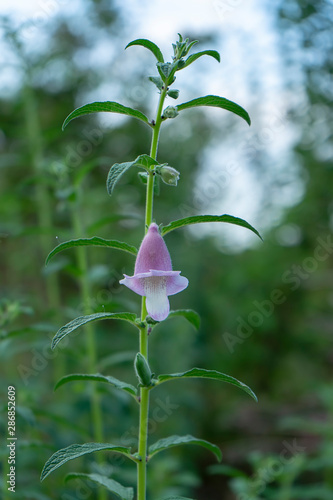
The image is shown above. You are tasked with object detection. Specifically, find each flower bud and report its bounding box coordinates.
[156,165,180,186]
[163,106,179,119]
[167,89,180,100]
[157,62,172,81]
[135,353,153,387]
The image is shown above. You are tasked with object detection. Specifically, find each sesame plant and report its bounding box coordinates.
[41,35,260,500]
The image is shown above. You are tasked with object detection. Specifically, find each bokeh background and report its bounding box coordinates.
[1,0,332,499]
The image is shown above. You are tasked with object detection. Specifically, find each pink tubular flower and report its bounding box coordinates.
[120,223,188,321]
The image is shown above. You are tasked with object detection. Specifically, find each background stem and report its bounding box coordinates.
[23,85,64,383]
[71,189,107,500]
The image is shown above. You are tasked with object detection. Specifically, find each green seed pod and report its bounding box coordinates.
[135,353,152,387]
[163,106,179,119]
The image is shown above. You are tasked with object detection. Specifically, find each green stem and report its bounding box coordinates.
[71,192,107,500]
[137,85,168,500]
[23,85,64,383]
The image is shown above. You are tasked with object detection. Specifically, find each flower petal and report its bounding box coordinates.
[144,276,170,321]
[166,274,189,295]
[119,275,145,295]
[135,223,172,273]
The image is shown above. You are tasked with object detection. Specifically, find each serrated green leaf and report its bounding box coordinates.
[40,443,133,481]
[157,62,173,80]
[107,154,159,195]
[183,50,220,68]
[149,434,222,462]
[46,237,137,265]
[62,101,150,130]
[160,214,262,240]
[125,38,164,63]
[54,373,137,398]
[168,310,200,330]
[51,313,138,350]
[66,472,134,500]
[106,161,135,195]
[155,368,257,401]
[177,95,251,126]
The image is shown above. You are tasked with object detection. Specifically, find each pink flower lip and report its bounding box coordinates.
[120,223,188,321]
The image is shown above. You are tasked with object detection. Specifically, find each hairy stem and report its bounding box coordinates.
[137,85,168,500]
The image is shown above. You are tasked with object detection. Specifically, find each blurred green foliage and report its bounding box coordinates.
[1,0,332,499]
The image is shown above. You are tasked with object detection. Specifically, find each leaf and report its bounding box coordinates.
[46,237,138,265]
[168,310,200,330]
[40,443,133,481]
[160,214,262,240]
[134,154,161,170]
[125,38,164,63]
[149,76,164,91]
[107,154,159,195]
[54,373,137,398]
[183,50,220,68]
[177,95,251,126]
[149,435,222,462]
[156,62,174,80]
[107,161,136,195]
[65,472,134,500]
[155,368,257,402]
[51,313,138,350]
[62,101,150,130]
